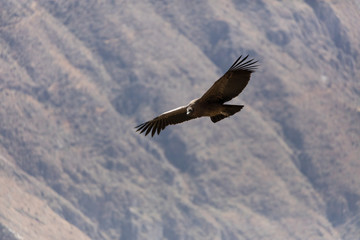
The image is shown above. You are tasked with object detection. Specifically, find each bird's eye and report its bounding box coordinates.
[187,107,193,115]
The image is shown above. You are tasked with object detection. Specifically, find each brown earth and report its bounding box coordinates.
[0,0,359,239]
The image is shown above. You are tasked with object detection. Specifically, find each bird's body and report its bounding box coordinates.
[136,55,258,136]
[187,98,221,117]
[185,98,242,120]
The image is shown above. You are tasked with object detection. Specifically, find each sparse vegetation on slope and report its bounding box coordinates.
[0,1,359,239]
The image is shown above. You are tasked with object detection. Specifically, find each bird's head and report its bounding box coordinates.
[187,99,199,115]
[186,106,194,115]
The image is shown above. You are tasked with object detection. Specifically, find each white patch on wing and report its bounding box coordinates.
[161,106,186,115]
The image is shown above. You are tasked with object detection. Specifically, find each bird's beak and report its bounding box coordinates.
[186,109,191,115]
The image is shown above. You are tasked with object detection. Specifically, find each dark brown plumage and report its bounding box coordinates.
[135,55,258,136]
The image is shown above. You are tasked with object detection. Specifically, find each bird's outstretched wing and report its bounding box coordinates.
[199,55,258,104]
[135,106,195,137]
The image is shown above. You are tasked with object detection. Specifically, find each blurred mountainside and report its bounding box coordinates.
[0,0,359,239]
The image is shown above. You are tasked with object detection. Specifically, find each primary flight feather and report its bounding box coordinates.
[135,55,258,136]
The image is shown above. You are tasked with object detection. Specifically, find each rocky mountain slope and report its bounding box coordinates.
[0,0,359,239]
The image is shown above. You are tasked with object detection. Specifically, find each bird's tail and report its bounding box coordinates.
[224,104,244,115]
[210,105,244,123]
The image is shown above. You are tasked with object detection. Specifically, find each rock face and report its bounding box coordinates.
[0,0,359,239]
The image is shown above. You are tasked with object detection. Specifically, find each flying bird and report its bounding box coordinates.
[135,55,258,136]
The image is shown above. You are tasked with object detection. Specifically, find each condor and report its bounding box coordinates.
[136,55,258,137]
